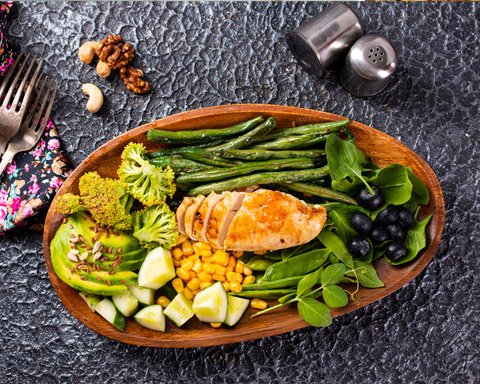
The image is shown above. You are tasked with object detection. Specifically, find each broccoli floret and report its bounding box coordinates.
[56,172,133,231]
[132,204,178,250]
[118,142,176,206]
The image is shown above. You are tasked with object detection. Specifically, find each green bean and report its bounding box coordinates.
[150,156,216,173]
[215,149,325,161]
[278,182,358,205]
[178,158,315,184]
[187,166,329,196]
[241,276,304,290]
[260,249,330,282]
[261,120,350,140]
[206,117,277,151]
[230,289,296,299]
[146,116,265,144]
[250,134,328,150]
[245,255,276,271]
[148,140,226,158]
[181,150,238,168]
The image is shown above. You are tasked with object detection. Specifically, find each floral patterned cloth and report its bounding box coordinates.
[0,2,71,234]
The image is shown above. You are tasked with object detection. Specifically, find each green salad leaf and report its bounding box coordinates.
[406,167,430,205]
[317,230,354,268]
[368,164,413,205]
[297,298,332,327]
[322,285,349,308]
[321,263,347,286]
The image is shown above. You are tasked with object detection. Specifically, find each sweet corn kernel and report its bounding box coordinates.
[175,234,188,245]
[222,281,230,292]
[210,322,222,328]
[213,250,229,266]
[193,242,210,255]
[234,262,244,274]
[251,298,268,310]
[187,278,201,290]
[243,275,256,285]
[226,271,243,283]
[200,281,212,290]
[156,296,171,308]
[203,263,216,274]
[183,287,194,300]
[243,267,253,276]
[232,251,244,258]
[192,261,203,274]
[226,267,234,274]
[215,265,227,276]
[181,259,194,271]
[253,250,266,255]
[176,268,190,281]
[172,278,184,293]
[212,274,226,282]
[173,259,182,267]
[228,256,237,269]
[198,271,213,282]
[200,250,213,258]
[229,282,242,293]
[189,271,197,280]
[172,248,183,260]
[182,240,194,256]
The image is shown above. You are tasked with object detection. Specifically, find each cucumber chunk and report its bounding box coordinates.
[134,305,166,332]
[164,293,194,327]
[112,290,139,317]
[224,295,250,326]
[94,298,127,331]
[128,283,155,306]
[79,292,102,312]
[138,247,176,290]
[193,282,228,323]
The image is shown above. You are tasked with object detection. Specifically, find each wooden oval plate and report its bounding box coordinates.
[43,104,445,348]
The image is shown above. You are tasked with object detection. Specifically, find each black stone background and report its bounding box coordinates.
[1,2,479,383]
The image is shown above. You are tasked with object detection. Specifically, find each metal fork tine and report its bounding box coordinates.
[13,57,43,112]
[30,79,56,135]
[0,52,25,98]
[35,81,57,138]
[22,75,47,129]
[2,53,32,108]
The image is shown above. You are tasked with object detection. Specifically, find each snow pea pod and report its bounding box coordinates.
[242,275,304,290]
[230,289,296,299]
[245,255,276,271]
[261,249,330,282]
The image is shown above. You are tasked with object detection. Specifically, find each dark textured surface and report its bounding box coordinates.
[1,2,479,383]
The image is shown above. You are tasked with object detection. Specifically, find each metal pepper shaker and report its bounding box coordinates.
[286,4,363,78]
[340,34,398,97]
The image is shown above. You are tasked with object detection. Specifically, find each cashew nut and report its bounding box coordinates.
[82,83,104,113]
[96,61,111,78]
[78,41,101,64]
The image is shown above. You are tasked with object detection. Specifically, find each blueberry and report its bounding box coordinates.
[385,242,408,262]
[370,226,389,244]
[398,208,414,228]
[376,205,398,225]
[357,186,384,211]
[350,213,373,234]
[348,235,371,258]
[387,223,406,242]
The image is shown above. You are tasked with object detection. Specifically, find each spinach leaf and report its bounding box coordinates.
[368,164,413,205]
[321,263,347,286]
[322,285,349,308]
[406,167,429,205]
[297,267,324,298]
[347,260,384,288]
[386,214,432,265]
[297,298,332,327]
[326,134,372,193]
[323,202,370,243]
[318,230,354,268]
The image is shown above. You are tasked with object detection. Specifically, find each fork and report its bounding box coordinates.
[0,76,58,175]
[0,53,44,155]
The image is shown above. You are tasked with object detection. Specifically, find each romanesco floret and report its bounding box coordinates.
[118,142,176,206]
[132,204,178,250]
[56,172,133,231]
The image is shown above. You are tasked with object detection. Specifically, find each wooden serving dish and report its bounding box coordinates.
[43,104,445,348]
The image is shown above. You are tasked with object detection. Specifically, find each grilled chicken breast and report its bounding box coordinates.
[178,189,326,251]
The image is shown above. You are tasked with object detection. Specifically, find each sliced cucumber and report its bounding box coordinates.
[138,247,176,290]
[128,283,155,306]
[134,305,166,332]
[193,282,228,323]
[224,295,250,326]
[164,293,194,327]
[94,298,127,331]
[79,292,102,312]
[112,290,139,317]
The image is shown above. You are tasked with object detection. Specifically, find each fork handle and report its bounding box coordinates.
[0,150,15,176]
[0,141,7,157]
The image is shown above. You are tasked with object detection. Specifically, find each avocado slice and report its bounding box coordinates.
[50,213,147,296]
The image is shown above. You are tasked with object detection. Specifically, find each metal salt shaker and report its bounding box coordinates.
[340,34,398,97]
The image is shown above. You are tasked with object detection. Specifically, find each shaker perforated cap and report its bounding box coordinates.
[340,34,397,97]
